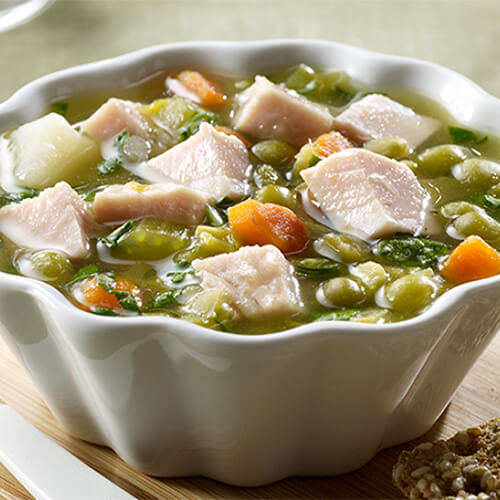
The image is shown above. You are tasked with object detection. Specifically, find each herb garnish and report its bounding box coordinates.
[102,221,134,249]
[180,109,219,140]
[0,189,39,208]
[377,237,451,268]
[448,126,488,146]
[67,264,101,285]
[51,102,68,117]
[308,309,358,322]
[147,290,182,309]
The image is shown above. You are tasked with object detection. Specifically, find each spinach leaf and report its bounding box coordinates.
[483,194,500,209]
[96,273,115,293]
[205,205,227,226]
[448,126,488,145]
[167,270,193,284]
[67,264,100,285]
[0,189,39,208]
[377,237,451,268]
[148,290,181,309]
[293,258,340,278]
[92,307,119,316]
[308,309,358,322]
[180,109,219,140]
[215,196,237,209]
[102,221,134,249]
[113,290,141,312]
[113,131,130,154]
[97,156,123,175]
[51,102,68,117]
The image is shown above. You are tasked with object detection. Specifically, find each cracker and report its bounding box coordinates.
[393,417,500,499]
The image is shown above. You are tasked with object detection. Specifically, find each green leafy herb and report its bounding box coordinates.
[113,290,141,312]
[51,102,68,117]
[102,221,134,249]
[483,194,500,209]
[167,270,193,284]
[214,318,229,332]
[180,109,219,140]
[67,264,100,285]
[96,273,115,293]
[205,205,227,226]
[294,258,340,278]
[377,237,451,268]
[113,131,130,154]
[448,126,488,145]
[215,196,236,209]
[308,309,358,322]
[148,290,181,309]
[97,156,123,175]
[92,307,119,316]
[0,189,39,208]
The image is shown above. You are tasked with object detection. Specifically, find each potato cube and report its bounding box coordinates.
[11,113,100,189]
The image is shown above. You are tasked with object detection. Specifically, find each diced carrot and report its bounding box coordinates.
[228,199,307,254]
[312,131,352,158]
[78,276,142,312]
[215,126,251,148]
[176,70,227,108]
[440,235,500,284]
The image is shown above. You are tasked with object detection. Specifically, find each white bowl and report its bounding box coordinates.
[0,40,499,487]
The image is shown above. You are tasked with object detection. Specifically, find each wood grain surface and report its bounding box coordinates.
[0,333,498,500]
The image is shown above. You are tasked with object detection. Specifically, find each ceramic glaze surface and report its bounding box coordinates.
[0,40,499,486]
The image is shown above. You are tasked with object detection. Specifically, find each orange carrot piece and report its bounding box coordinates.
[79,276,142,312]
[312,131,352,158]
[228,199,307,254]
[176,70,227,108]
[440,235,500,284]
[215,126,251,147]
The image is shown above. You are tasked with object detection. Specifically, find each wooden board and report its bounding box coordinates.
[0,333,498,500]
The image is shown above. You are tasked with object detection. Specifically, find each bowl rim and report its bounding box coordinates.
[1,38,500,343]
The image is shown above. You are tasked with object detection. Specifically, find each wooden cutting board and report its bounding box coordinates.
[0,333,498,500]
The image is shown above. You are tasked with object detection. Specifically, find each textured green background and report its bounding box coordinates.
[0,0,499,102]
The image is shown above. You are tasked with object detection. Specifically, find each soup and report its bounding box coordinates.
[1,64,500,334]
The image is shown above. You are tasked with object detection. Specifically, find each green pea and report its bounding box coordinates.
[385,270,435,313]
[251,140,296,166]
[453,211,500,246]
[364,136,410,159]
[453,159,500,188]
[400,159,418,172]
[322,277,365,307]
[418,144,468,176]
[30,250,74,284]
[254,185,297,208]
[319,233,370,263]
[253,164,284,188]
[351,261,388,295]
[440,201,478,219]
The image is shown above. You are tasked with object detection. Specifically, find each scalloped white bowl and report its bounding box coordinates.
[1,40,500,487]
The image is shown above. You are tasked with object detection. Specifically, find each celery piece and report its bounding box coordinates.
[285,64,315,91]
[109,219,189,261]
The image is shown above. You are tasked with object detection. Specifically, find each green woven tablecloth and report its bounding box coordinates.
[0,0,499,102]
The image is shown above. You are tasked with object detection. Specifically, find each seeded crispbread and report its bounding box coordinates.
[393,417,500,499]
